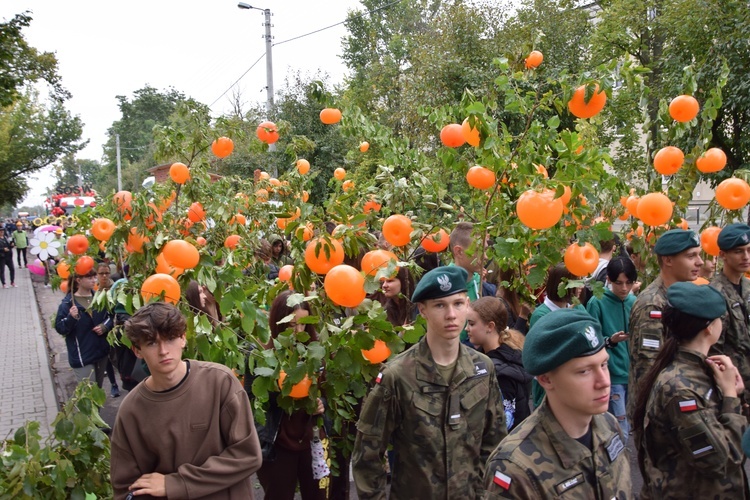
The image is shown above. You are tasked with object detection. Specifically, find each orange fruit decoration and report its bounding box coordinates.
[158,191,177,213]
[301,191,310,203]
[296,223,314,242]
[66,234,89,255]
[564,242,600,277]
[224,235,241,249]
[535,164,549,178]
[421,229,450,253]
[162,240,200,269]
[169,162,190,184]
[440,123,466,148]
[127,228,148,254]
[359,141,370,152]
[60,281,69,293]
[91,218,116,242]
[382,214,413,247]
[196,236,207,246]
[259,171,270,181]
[342,180,355,192]
[361,249,398,276]
[304,237,345,274]
[701,227,722,257]
[636,192,673,226]
[114,190,133,218]
[715,178,750,210]
[333,168,346,181]
[320,108,342,125]
[57,261,71,279]
[324,265,366,308]
[278,371,312,399]
[363,199,382,214]
[296,159,310,175]
[211,137,234,158]
[525,50,544,69]
[256,121,279,144]
[187,202,206,223]
[625,196,640,217]
[668,95,700,123]
[141,273,181,305]
[516,189,564,230]
[278,265,293,283]
[653,146,684,175]
[229,214,247,226]
[256,189,269,202]
[558,185,572,206]
[74,256,94,275]
[568,84,607,119]
[269,178,281,188]
[466,166,496,190]
[461,118,480,147]
[155,252,183,278]
[696,148,727,173]
[362,339,392,364]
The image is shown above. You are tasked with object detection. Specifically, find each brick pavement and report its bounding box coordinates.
[0,267,58,440]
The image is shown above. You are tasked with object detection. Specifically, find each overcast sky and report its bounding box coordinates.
[2,0,363,207]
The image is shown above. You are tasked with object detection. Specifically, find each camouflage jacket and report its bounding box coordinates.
[710,272,750,398]
[352,336,507,500]
[628,275,668,418]
[637,348,747,500]
[483,400,632,499]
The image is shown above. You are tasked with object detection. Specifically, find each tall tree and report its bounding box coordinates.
[52,154,101,189]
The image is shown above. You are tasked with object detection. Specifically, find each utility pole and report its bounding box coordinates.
[116,134,122,191]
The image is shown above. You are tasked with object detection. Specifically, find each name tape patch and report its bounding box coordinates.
[642,338,660,350]
[555,473,584,495]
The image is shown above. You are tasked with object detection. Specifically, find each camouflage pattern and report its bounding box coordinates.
[628,276,668,419]
[710,272,750,403]
[352,336,507,500]
[636,348,748,499]
[483,400,632,499]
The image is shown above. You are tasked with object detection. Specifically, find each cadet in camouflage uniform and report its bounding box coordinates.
[352,266,507,499]
[633,282,748,499]
[483,309,632,499]
[711,223,750,406]
[628,229,702,419]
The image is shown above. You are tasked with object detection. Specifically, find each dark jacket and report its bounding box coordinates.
[486,344,533,431]
[0,234,13,260]
[54,293,112,368]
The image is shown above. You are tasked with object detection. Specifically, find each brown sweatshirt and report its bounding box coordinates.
[110,360,262,499]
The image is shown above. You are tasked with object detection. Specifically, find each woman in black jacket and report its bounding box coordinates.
[466,296,532,431]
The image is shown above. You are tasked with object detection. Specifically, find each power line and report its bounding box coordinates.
[209,52,266,108]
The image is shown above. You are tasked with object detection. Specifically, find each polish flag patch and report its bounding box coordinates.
[375,372,383,384]
[679,399,698,412]
[493,470,512,490]
[649,311,662,319]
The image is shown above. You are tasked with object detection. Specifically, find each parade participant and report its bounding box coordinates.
[628,229,702,418]
[634,282,747,499]
[483,308,632,499]
[270,234,293,267]
[0,227,15,288]
[110,302,261,499]
[586,256,637,436]
[353,266,507,499]
[13,222,28,268]
[380,266,416,327]
[95,262,120,397]
[710,223,750,405]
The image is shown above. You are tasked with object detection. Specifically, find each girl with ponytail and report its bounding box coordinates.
[634,282,747,499]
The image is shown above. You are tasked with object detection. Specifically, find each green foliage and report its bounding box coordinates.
[0,381,111,499]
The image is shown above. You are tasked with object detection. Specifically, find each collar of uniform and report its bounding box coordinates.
[675,346,708,366]
[415,336,472,387]
[538,400,611,469]
[716,271,750,296]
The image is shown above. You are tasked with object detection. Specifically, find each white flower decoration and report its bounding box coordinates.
[30,232,62,261]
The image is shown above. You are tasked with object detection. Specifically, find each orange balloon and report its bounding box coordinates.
[564,242,600,277]
[296,223,314,242]
[278,371,312,399]
[91,218,116,242]
[516,189,564,230]
[342,180,355,192]
[256,121,279,144]
[637,192,673,226]
[162,240,200,269]
[296,159,310,175]
[525,50,544,69]
[224,235,241,249]
[74,256,95,275]
[114,191,133,216]
[229,214,247,226]
[57,261,71,279]
[696,148,727,173]
[715,178,750,210]
[359,141,370,152]
[625,196,640,217]
[211,137,234,158]
[155,252,184,278]
[196,236,207,246]
[324,264,366,308]
[361,249,398,276]
[304,237,345,275]
[60,281,69,293]
[320,108,342,124]
[668,95,700,123]
[141,273,181,304]
[66,234,89,256]
[558,185,572,206]
[701,227,722,257]
[466,166,496,190]
[127,228,149,254]
[362,339,392,364]
[169,162,190,184]
[440,124,466,148]
[693,277,710,285]
[461,118,480,147]
[278,265,294,283]
[568,84,607,119]
[653,146,684,175]
[421,229,450,253]
[187,202,206,223]
[382,215,413,247]
[333,168,346,181]
[363,199,382,214]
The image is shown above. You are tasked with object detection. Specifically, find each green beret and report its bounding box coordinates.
[411,266,468,303]
[654,229,700,256]
[522,309,606,376]
[667,282,726,320]
[718,223,750,251]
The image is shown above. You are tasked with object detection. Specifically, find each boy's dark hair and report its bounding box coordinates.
[125,302,186,348]
[606,256,638,282]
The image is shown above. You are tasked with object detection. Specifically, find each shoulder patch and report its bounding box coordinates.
[555,473,584,495]
[375,372,383,384]
[474,361,488,376]
[679,399,698,412]
[649,310,662,319]
[493,470,512,490]
[606,434,625,463]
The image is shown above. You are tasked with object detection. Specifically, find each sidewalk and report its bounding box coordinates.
[0,267,58,440]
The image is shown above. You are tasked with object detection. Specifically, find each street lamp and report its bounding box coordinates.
[237,2,274,116]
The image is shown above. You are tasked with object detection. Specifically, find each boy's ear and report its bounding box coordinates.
[537,372,553,391]
[132,345,143,359]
